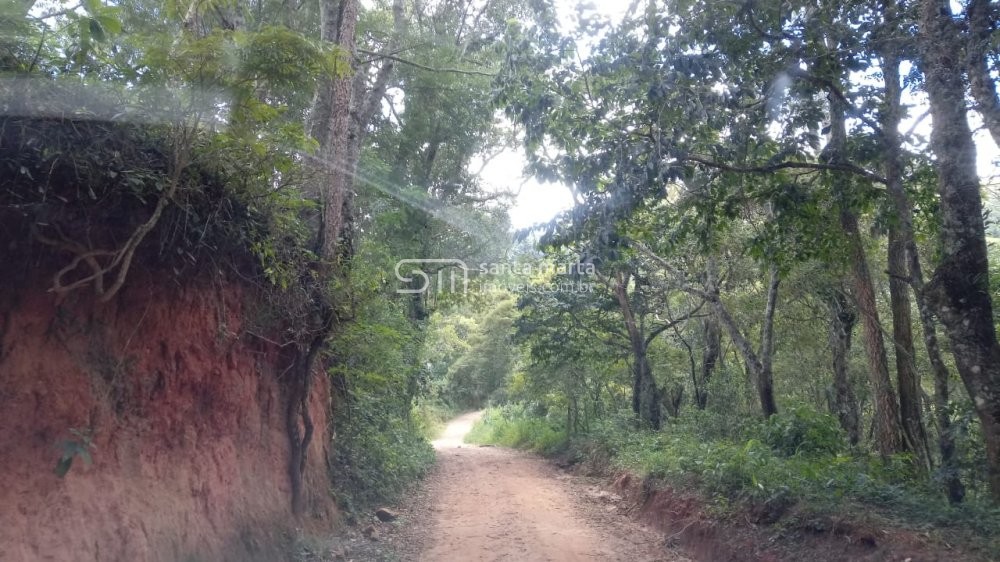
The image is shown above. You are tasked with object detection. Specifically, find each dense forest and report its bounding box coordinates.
[2,0,1000,559]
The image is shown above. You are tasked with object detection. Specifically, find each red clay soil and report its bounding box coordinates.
[610,472,991,562]
[0,269,335,561]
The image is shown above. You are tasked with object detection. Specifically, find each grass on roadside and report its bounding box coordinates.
[465,405,566,454]
[465,403,1000,550]
[411,399,457,440]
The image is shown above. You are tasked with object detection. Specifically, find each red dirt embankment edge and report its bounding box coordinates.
[0,268,336,562]
[608,471,990,562]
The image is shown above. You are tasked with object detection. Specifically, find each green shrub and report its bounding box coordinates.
[411,400,455,440]
[465,404,568,455]
[756,407,846,457]
[472,402,1000,542]
[329,401,435,514]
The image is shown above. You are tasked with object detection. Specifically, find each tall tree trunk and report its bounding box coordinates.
[707,263,779,417]
[827,289,861,446]
[920,0,1000,503]
[880,1,964,498]
[288,0,360,517]
[614,271,661,429]
[843,192,903,457]
[696,257,721,409]
[338,0,406,258]
[827,90,905,457]
[698,315,721,409]
[758,261,780,418]
[910,138,967,503]
[673,321,700,411]
[880,31,959,483]
[310,0,360,262]
[880,45,933,470]
[888,224,931,464]
[966,0,1000,148]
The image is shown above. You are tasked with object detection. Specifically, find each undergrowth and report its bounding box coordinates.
[411,400,457,441]
[466,403,1000,550]
[328,400,435,516]
[465,403,567,454]
[325,293,440,515]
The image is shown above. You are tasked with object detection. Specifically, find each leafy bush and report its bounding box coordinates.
[756,407,847,457]
[326,288,436,514]
[328,401,435,514]
[465,404,567,455]
[411,400,456,440]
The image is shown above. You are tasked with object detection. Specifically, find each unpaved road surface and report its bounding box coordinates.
[379,411,686,562]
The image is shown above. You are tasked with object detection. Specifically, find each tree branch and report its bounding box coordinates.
[681,154,887,184]
[356,48,496,77]
[645,298,706,346]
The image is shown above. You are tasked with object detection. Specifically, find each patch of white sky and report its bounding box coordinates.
[472,0,631,230]
[472,0,1000,230]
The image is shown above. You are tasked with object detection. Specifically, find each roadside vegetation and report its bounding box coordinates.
[468,405,1000,552]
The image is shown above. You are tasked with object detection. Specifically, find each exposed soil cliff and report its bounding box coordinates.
[0,267,335,561]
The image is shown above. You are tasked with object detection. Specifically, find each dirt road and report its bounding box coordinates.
[398,411,684,562]
[337,412,984,562]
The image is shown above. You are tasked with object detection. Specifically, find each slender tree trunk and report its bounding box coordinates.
[696,257,722,409]
[879,34,951,472]
[310,0,360,262]
[827,289,861,446]
[614,271,661,429]
[673,322,700,410]
[698,315,721,409]
[707,264,779,417]
[827,91,905,457]
[880,46,933,469]
[287,0,360,517]
[920,0,1000,503]
[842,199,904,456]
[758,262,780,418]
[888,224,930,464]
[966,0,1000,148]
[335,0,406,258]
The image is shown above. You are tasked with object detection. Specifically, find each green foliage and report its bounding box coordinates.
[493,0,1000,507]
[1,1,340,307]
[7,0,999,543]
[324,235,435,513]
[326,264,436,513]
[757,407,847,458]
[465,404,567,455]
[410,400,456,441]
[476,404,1000,541]
[436,298,520,408]
[328,401,435,513]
